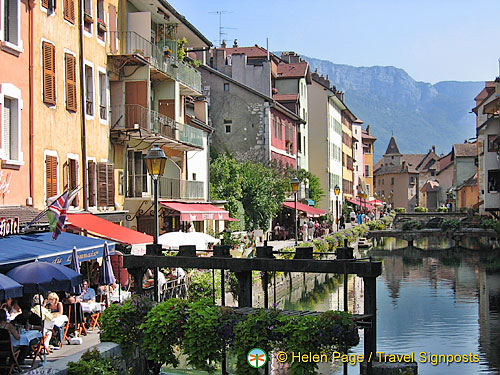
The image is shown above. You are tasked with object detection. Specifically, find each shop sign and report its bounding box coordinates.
[0,217,20,237]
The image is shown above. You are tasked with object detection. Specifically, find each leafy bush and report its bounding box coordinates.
[395,207,406,213]
[401,220,424,230]
[481,218,500,234]
[414,206,428,212]
[99,294,155,355]
[141,299,189,368]
[440,219,462,232]
[68,348,117,375]
[437,206,448,212]
[187,270,220,301]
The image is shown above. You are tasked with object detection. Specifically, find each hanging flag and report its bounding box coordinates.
[47,188,79,240]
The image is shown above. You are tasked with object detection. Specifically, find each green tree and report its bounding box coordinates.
[283,167,325,207]
[239,162,289,230]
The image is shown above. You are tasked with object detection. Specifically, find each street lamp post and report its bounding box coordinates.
[291,177,300,246]
[145,145,168,302]
[334,185,340,232]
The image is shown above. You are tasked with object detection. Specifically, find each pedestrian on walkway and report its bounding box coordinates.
[302,221,308,241]
[307,218,314,240]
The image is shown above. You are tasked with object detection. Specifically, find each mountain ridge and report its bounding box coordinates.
[297,55,482,160]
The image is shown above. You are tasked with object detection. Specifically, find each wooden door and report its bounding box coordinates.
[125,81,147,129]
[158,99,175,137]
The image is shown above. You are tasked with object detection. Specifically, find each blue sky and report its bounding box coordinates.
[168,0,500,84]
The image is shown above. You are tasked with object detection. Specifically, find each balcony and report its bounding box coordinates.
[111,104,176,138]
[110,104,203,151]
[108,31,201,95]
[178,122,204,148]
[126,175,204,200]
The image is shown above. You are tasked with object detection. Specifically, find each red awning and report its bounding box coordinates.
[346,198,375,210]
[160,202,237,221]
[283,201,326,217]
[369,199,384,206]
[66,213,153,245]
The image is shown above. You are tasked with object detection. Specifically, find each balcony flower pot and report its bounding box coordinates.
[97,19,107,32]
[84,12,93,24]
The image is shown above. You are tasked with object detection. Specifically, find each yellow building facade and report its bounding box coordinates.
[33,0,118,212]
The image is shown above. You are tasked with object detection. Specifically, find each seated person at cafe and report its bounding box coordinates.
[12,304,44,364]
[1,297,22,320]
[0,308,29,366]
[77,280,96,302]
[45,293,63,317]
[31,295,53,349]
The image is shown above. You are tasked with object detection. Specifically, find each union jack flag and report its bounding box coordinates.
[48,191,70,240]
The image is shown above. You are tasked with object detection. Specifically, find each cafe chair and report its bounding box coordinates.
[89,295,107,332]
[30,333,50,368]
[0,328,21,375]
[62,303,87,342]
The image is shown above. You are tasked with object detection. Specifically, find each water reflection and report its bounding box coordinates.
[283,239,500,374]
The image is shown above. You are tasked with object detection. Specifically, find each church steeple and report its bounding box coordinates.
[384,136,401,156]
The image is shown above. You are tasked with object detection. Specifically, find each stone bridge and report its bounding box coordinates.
[367,228,500,250]
[393,212,468,227]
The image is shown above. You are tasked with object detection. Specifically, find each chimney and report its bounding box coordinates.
[366,125,371,135]
[336,91,345,101]
[221,40,226,48]
[432,145,436,153]
[402,161,406,169]
[233,39,238,47]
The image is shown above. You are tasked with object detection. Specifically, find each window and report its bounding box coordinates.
[63,158,79,206]
[45,154,58,199]
[98,71,107,120]
[3,0,19,45]
[84,64,94,116]
[488,135,499,152]
[87,160,97,206]
[127,150,146,198]
[277,119,282,140]
[97,162,114,207]
[65,53,77,111]
[41,0,55,12]
[365,165,370,177]
[2,97,20,162]
[488,169,499,193]
[64,0,75,23]
[192,173,196,181]
[83,0,93,34]
[224,119,231,133]
[96,0,105,40]
[297,131,301,152]
[42,42,56,105]
[272,116,277,138]
[223,83,229,91]
[391,177,394,185]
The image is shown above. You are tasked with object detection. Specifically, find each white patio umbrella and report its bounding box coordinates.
[158,231,220,250]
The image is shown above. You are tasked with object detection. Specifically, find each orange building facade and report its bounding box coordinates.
[0,0,31,206]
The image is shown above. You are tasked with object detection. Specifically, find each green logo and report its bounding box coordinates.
[247,348,267,368]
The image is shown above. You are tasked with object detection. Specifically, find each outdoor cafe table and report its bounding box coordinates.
[110,290,131,303]
[80,301,105,314]
[11,328,42,347]
[52,314,68,328]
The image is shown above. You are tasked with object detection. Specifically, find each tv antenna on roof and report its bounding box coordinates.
[209,10,237,47]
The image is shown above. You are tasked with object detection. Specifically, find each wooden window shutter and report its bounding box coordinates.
[65,54,77,111]
[42,0,49,9]
[45,156,58,198]
[70,159,79,206]
[97,162,114,207]
[64,0,75,24]
[43,42,56,105]
[88,160,96,206]
[62,160,69,191]
[107,163,115,207]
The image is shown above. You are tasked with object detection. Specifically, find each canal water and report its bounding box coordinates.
[283,238,500,374]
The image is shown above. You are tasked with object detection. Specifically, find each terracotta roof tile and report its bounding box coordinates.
[0,206,48,226]
[221,46,268,58]
[453,143,476,157]
[277,62,308,78]
[273,94,298,102]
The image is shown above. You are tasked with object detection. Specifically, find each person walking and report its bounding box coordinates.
[274,223,280,240]
[350,210,356,224]
[301,221,309,241]
[307,218,314,240]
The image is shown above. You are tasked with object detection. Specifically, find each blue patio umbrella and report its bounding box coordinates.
[6,260,83,294]
[69,247,83,295]
[98,242,115,285]
[0,273,23,300]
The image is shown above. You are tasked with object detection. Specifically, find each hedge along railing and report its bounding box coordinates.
[282,216,394,259]
[100,297,360,375]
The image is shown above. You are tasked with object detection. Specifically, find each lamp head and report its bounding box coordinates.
[334,185,340,196]
[145,144,168,178]
[291,177,300,193]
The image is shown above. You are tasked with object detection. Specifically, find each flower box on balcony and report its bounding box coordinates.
[84,12,93,24]
[97,19,107,32]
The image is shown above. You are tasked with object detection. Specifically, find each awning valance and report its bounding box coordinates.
[66,213,153,245]
[0,232,115,272]
[346,198,375,210]
[160,202,237,221]
[282,201,326,218]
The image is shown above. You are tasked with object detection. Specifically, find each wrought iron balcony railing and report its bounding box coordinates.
[126,174,204,200]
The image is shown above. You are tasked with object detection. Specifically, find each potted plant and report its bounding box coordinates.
[97,18,107,32]
[84,11,93,24]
